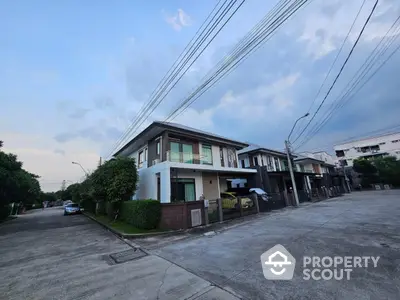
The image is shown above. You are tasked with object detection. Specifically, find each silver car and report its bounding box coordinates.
[64,203,81,216]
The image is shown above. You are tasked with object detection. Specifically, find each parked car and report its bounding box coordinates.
[63,200,73,208]
[220,192,253,209]
[64,203,81,216]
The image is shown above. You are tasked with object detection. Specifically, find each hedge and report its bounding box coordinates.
[120,200,161,230]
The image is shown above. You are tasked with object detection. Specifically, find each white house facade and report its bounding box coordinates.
[333,132,400,167]
[113,122,257,203]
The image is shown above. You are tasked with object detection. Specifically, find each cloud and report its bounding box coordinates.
[54,149,65,156]
[68,107,91,119]
[94,97,114,109]
[2,132,100,192]
[164,9,192,31]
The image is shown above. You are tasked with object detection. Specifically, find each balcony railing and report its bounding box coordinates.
[166,151,213,165]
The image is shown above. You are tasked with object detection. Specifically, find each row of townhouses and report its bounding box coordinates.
[113,121,347,205]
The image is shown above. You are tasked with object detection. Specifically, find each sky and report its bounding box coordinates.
[1,0,399,191]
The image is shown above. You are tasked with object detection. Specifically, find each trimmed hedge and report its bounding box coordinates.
[120,200,161,230]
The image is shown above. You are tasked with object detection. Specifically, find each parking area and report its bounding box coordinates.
[152,190,400,299]
[0,208,238,300]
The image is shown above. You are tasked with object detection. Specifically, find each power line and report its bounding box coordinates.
[298,123,400,152]
[295,14,400,150]
[290,0,367,139]
[165,0,311,123]
[106,0,245,158]
[291,0,379,146]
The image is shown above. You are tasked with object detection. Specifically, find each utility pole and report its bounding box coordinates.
[342,165,351,193]
[61,180,66,201]
[285,140,300,207]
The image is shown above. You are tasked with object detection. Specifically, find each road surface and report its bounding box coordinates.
[151,190,400,299]
[0,207,239,300]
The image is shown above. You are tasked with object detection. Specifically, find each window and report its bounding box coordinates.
[274,157,280,171]
[379,142,385,145]
[138,151,144,168]
[201,144,213,165]
[144,148,148,161]
[156,141,160,155]
[241,159,245,168]
[392,140,399,143]
[266,156,274,171]
[220,147,225,167]
[171,178,195,202]
[335,150,345,157]
[254,156,259,166]
[227,148,237,168]
[170,142,193,163]
[261,157,264,166]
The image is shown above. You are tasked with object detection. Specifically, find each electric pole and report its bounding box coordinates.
[61,180,66,201]
[285,140,300,207]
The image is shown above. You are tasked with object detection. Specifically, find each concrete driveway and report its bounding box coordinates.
[152,191,400,299]
[0,207,239,300]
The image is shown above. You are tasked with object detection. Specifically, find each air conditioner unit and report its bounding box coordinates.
[152,159,160,166]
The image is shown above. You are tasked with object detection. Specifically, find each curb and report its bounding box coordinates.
[82,212,179,239]
[0,215,18,225]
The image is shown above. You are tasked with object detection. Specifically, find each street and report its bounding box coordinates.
[0,208,237,300]
[0,191,400,299]
[152,190,400,299]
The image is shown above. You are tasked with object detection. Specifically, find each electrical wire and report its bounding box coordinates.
[165,0,311,122]
[106,0,245,158]
[290,0,367,139]
[291,0,379,146]
[295,15,400,150]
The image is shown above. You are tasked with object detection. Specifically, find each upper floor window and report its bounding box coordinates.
[170,142,193,163]
[220,147,225,167]
[392,140,399,143]
[274,157,280,171]
[138,151,144,168]
[156,141,160,155]
[253,156,259,166]
[241,159,245,168]
[227,148,237,168]
[335,150,345,157]
[201,144,213,165]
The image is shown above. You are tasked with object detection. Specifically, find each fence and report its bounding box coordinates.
[159,201,205,230]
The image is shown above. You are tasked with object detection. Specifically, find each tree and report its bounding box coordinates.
[353,158,378,187]
[0,142,42,218]
[374,156,400,186]
[90,157,138,203]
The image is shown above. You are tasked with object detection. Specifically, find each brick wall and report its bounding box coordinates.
[159,201,205,230]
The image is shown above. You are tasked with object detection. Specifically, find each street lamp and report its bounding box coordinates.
[72,161,88,176]
[285,113,310,207]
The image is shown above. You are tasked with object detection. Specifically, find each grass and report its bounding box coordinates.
[86,213,165,234]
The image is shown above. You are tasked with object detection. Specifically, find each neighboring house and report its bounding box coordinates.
[333,132,400,167]
[238,145,310,205]
[295,152,348,193]
[300,151,339,167]
[113,121,257,203]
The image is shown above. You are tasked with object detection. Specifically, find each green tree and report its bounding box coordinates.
[353,158,378,187]
[374,156,400,186]
[91,157,138,203]
[0,141,42,217]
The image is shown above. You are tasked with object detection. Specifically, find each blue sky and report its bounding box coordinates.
[1,0,399,191]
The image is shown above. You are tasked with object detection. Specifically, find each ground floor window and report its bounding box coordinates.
[171,178,196,202]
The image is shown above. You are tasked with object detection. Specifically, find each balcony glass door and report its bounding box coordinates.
[170,142,180,162]
[182,144,193,163]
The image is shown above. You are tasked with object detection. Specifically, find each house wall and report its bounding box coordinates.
[202,172,219,199]
[171,169,204,201]
[334,132,400,166]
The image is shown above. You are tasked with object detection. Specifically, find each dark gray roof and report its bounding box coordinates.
[114,121,248,156]
[238,144,288,157]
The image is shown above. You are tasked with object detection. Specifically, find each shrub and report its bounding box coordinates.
[120,200,161,230]
[0,205,10,221]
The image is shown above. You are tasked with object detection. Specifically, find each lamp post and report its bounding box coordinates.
[285,113,309,207]
[72,161,88,176]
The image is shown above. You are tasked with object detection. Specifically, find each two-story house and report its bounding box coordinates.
[295,153,345,194]
[237,145,310,205]
[113,122,257,203]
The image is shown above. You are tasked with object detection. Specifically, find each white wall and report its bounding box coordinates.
[173,169,204,201]
[334,133,400,166]
[212,145,221,167]
[133,165,158,200]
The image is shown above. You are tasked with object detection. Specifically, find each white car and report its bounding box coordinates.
[63,200,73,207]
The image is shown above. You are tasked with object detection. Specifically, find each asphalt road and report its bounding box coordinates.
[152,190,400,300]
[0,207,239,300]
